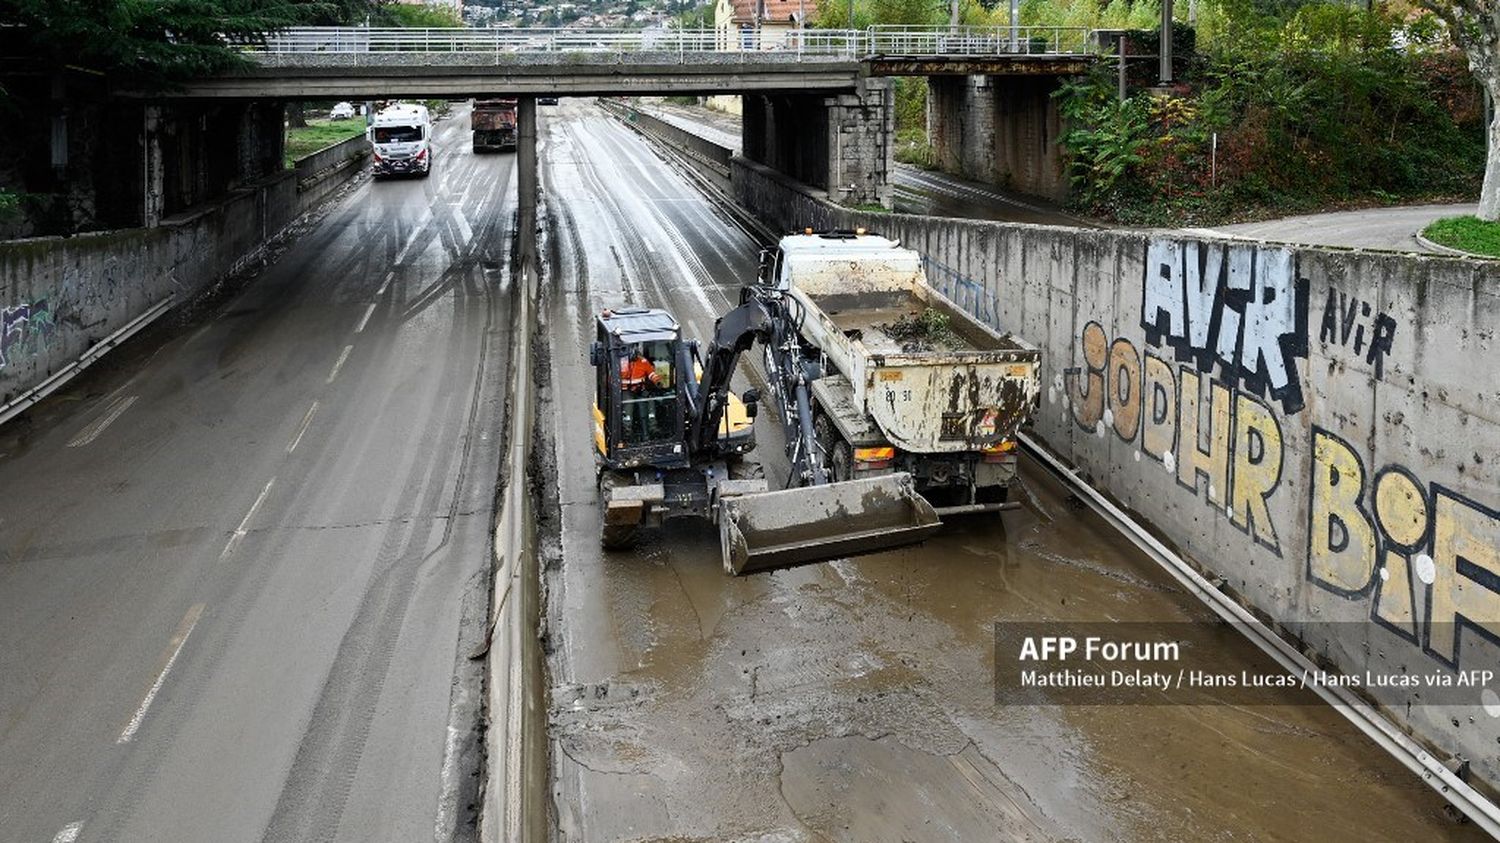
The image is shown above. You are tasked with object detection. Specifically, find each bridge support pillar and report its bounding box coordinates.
[927,74,1067,202]
[516,96,537,273]
[741,78,892,209]
[142,105,165,228]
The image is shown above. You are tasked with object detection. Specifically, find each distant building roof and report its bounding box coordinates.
[725,0,811,25]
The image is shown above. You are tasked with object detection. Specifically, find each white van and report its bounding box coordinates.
[368,103,433,178]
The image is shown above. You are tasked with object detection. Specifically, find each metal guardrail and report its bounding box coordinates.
[244,25,1093,59]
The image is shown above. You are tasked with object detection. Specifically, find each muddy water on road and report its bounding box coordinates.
[539,101,1482,842]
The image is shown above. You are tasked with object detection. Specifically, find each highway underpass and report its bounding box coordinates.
[0,99,1492,843]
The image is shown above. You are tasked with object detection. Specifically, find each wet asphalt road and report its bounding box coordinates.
[1193,202,1477,252]
[0,107,508,842]
[540,100,1486,842]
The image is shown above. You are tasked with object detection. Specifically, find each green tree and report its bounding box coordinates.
[0,0,363,89]
[1414,0,1500,219]
[376,2,465,26]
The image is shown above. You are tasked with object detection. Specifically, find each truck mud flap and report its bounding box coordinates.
[718,473,941,575]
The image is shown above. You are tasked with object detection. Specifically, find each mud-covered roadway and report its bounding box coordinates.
[534,100,1485,842]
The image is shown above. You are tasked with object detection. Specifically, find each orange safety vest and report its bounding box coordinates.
[620,357,660,389]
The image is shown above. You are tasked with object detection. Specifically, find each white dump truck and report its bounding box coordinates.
[765,231,1041,514]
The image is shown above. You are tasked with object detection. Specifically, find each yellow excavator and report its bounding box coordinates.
[590,285,941,575]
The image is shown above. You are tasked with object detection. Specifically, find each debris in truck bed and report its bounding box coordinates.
[882,307,964,353]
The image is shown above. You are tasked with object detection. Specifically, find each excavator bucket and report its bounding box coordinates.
[718,473,941,575]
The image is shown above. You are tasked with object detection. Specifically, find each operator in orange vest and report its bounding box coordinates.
[620,347,662,392]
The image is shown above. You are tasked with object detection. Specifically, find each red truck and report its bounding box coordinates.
[472,99,518,153]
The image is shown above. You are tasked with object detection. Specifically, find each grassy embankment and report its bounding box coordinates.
[1422,216,1500,258]
[285,119,366,168]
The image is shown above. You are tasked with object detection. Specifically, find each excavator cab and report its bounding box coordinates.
[590,307,755,471]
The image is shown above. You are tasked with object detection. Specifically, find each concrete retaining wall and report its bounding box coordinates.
[598,99,731,178]
[0,136,367,409]
[732,155,1500,795]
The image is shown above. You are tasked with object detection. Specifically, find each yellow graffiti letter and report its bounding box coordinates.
[1141,353,1176,462]
[1306,430,1377,594]
[1064,322,1107,430]
[1109,338,1142,442]
[1427,491,1500,667]
[1230,393,1282,553]
[1177,370,1231,505]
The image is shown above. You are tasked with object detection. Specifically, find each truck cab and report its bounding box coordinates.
[368,103,433,178]
[471,99,518,153]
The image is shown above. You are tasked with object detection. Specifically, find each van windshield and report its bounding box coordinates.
[373,125,423,143]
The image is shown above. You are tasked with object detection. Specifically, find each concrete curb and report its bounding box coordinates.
[1413,231,1499,260]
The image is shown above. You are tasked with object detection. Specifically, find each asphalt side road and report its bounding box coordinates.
[538,99,1488,842]
[1194,202,1477,252]
[0,105,509,842]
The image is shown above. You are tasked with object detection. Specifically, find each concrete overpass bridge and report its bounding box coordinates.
[174,26,1093,99]
[164,26,1094,210]
[70,25,1092,246]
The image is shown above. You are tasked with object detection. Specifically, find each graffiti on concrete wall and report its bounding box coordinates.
[1141,240,1310,414]
[1063,319,1288,556]
[1307,428,1500,669]
[1318,287,1398,378]
[0,300,55,371]
[1060,237,1498,671]
[922,255,1003,331]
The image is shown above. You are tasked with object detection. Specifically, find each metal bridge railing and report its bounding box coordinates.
[864,25,1092,57]
[244,26,1093,59]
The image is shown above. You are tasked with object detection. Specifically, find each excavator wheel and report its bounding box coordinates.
[601,524,639,550]
[729,460,765,481]
[599,471,641,551]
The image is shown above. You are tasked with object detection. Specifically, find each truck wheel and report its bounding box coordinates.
[830,441,853,482]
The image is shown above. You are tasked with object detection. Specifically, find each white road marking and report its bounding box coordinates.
[354,302,378,334]
[67,395,138,448]
[118,603,205,743]
[286,401,319,454]
[219,477,276,562]
[393,222,427,265]
[326,345,353,384]
[455,209,474,244]
[52,821,83,843]
[376,271,395,297]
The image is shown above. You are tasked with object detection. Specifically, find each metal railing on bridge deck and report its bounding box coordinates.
[244,25,1093,60]
[865,25,1092,57]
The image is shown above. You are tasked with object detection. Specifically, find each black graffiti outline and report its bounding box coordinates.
[1141,241,1310,415]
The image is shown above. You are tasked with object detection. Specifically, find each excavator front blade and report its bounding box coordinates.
[718,473,941,575]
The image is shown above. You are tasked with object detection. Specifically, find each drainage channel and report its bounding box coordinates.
[602,98,1500,836]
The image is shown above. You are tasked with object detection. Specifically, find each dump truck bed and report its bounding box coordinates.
[810,288,1013,356]
[776,233,1041,454]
